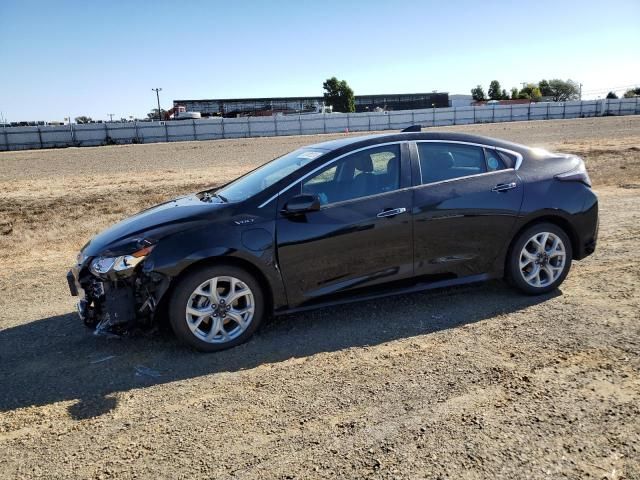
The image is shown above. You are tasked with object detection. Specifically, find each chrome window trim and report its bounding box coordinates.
[413,167,516,190]
[258,141,406,208]
[316,185,413,211]
[413,140,523,186]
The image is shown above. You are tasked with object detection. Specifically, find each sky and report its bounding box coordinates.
[1,0,639,122]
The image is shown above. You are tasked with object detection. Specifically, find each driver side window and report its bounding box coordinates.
[301,144,401,205]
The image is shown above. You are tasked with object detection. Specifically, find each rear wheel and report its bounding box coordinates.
[169,265,265,352]
[507,223,572,295]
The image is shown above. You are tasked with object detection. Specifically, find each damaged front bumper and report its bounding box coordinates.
[67,262,169,335]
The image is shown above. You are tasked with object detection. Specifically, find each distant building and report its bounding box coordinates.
[472,99,533,106]
[354,93,449,113]
[174,92,449,117]
[449,94,473,108]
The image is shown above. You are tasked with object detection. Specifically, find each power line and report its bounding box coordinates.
[581,84,638,94]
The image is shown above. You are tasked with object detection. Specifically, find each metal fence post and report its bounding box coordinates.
[579,100,583,117]
[510,104,513,122]
[104,122,109,144]
[192,119,197,140]
[274,115,279,136]
[473,106,476,123]
[37,126,43,149]
[453,107,456,125]
[411,111,415,126]
[323,114,327,134]
[432,108,435,126]
[546,103,549,120]
[618,100,622,116]
[221,117,225,139]
[299,114,302,135]
[346,113,350,132]
[134,120,140,143]
[562,102,566,119]
[636,97,639,114]
[2,126,8,151]
[492,105,495,123]
[388,112,392,130]
[367,114,371,131]
[247,117,252,138]
[164,121,169,142]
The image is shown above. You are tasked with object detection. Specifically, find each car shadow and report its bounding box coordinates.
[0,281,559,419]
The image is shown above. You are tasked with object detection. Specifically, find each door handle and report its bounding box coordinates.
[377,207,407,218]
[491,182,517,193]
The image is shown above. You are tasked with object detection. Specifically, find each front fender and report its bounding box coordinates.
[141,220,288,311]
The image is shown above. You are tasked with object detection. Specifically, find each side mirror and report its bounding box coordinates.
[282,194,321,215]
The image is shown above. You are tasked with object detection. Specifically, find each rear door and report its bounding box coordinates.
[276,143,414,307]
[411,141,524,278]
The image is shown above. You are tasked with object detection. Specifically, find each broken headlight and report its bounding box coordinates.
[90,243,155,277]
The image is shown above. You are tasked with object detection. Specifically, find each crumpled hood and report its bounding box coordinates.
[82,195,228,257]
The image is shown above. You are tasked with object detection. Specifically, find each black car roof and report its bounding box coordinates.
[307,131,530,155]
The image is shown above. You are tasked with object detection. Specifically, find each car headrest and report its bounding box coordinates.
[354,155,374,173]
[386,156,398,175]
[432,151,454,168]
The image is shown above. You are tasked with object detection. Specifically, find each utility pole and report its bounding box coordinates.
[108,113,114,122]
[579,83,583,100]
[152,88,163,121]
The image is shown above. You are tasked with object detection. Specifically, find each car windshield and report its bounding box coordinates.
[216,148,327,202]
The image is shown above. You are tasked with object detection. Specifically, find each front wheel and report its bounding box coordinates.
[169,265,265,352]
[507,223,573,295]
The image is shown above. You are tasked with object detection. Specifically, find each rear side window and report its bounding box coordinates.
[497,150,517,168]
[418,143,487,184]
[484,148,507,172]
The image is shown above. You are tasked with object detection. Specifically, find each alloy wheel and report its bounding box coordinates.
[519,232,566,288]
[185,276,255,343]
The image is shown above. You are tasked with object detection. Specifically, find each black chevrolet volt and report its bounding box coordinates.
[68,131,598,351]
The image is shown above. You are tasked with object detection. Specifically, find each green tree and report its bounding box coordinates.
[606,91,618,99]
[510,87,519,99]
[488,80,502,100]
[623,87,640,98]
[501,89,509,100]
[322,77,355,113]
[471,85,486,101]
[530,87,542,102]
[518,83,541,102]
[545,79,580,101]
[147,108,168,120]
[538,79,552,97]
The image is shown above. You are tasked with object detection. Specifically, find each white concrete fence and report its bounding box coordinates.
[2,97,639,151]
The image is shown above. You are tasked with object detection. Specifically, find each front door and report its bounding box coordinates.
[276,143,414,307]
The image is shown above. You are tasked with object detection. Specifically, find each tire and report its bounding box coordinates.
[168,264,265,352]
[507,222,573,295]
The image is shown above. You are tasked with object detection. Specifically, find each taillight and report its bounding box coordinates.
[555,160,591,187]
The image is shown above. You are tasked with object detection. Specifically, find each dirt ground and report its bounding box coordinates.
[0,116,639,479]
